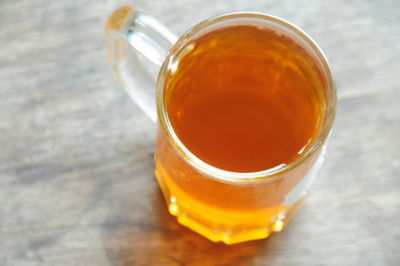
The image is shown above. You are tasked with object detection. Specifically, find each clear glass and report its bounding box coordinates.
[105,6,177,122]
[105,6,336,244]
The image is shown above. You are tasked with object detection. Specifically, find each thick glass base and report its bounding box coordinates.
[155,161,305,245]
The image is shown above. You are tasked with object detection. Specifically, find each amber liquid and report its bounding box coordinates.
[156,25,326,243]
[167,25,324,172]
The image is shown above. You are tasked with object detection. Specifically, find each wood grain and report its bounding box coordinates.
[1,0,399,265]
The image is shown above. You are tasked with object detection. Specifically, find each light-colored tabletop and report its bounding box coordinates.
[1,0,400,265]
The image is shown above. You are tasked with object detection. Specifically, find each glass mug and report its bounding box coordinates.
[105,6,336,244]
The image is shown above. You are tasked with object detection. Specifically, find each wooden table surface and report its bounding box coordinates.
[1,0,400,265]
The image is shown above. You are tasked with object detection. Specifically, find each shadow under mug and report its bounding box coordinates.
[105,6,336,244]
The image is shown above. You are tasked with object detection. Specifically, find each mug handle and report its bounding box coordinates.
[105,6,177,122]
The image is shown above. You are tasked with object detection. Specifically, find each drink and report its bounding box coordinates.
[167,25,324,172]
[105,7,336,244]
[155,25,327,243]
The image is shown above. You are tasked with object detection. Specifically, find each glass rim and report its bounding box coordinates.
[156,11,337,183]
